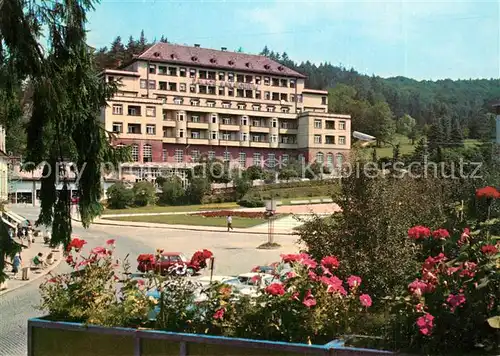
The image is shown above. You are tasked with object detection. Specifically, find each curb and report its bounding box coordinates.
[72,217,296,236]
[0,246,63,297]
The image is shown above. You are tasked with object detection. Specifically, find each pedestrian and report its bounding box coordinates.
[12,252,22,279]
[226,214,233,232]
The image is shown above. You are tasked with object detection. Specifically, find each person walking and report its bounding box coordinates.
[12,252,22,279]
[226,214,233,232]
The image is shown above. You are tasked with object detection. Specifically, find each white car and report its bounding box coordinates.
[195,275,237,287]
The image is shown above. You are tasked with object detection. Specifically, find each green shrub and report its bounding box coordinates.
[237,198,265,208]
[233,176,252,200]
[159,176,185,205]
[132,181,157,207]
[106,183,134,209]
[186,177,211,204]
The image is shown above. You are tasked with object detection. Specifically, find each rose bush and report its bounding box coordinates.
[40,238,155,327]
[388,187,500,354]
[40,246,375,346]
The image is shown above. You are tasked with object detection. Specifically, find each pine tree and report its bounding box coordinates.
[138,30,147,52]
[260,45,270,56]
[449,118,464,147]
[159,35,168,43]
[427,120,445,152]
[412,137,429,164]
[109,36,125,66]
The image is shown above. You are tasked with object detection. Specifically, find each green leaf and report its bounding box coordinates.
[487,316,500,329]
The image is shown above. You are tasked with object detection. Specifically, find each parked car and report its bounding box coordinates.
[137,249,213,276]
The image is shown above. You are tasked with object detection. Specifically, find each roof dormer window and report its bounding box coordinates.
[210,58,217,64]
[170,53,177,60]
[191,56,198,62]
[277,66,284,71]
[153,52,161,57]
[228,60,235,66]
[264,64,271,70]
[245,62,251,68]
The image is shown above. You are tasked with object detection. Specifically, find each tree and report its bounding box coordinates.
[260,46,270,57]
[233,176,252,200]
[396,114,416,137]
[186,177,210,204]
[449,118,464,147]
[368,101,396,146]
[427,120,446,152]
[132,181,156,207]
[106,183,134,209]
[159,176,185,205]
[0,0,130,255]
[244,165,264,180]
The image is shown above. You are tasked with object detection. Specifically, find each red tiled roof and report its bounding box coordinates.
[138,43,306,78]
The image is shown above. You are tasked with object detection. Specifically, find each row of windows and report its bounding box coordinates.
[314,119,347,130]
[139,79,305,103]
[119,143,345,168]
[313,135,346,145]
[144,66,297,88]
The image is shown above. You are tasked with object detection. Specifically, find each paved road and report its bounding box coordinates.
[0,206,299,356]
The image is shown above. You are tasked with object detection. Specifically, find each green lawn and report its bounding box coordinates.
[362,134,481,158]
[102,202,239,215]
[105,214,266,228]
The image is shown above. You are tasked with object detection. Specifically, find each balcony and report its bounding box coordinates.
[219,124,240,131]
[187,122,209,129]
[250,141,270,148]
[279,143,297,149]
[188,138,210,145]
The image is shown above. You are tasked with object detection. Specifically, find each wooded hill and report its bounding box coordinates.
[96,32,498,143]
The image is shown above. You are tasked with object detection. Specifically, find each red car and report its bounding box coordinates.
[137,249,213,276]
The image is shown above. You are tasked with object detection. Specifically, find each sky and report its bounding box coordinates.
[86,0,500,81]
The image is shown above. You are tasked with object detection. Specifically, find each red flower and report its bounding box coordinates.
[106,239,116,246]
[265,283,285,296]
[408,279,431,297]
[91,246,108,257]
[359,294,372,307]
[286,271,297,279]
[280,253,317,268]
[321,256,340,270]
[422,253,446,271]
[458,228,470,247]
[250,275,261,285]
[416,313,434,336]
[66,238,87,252]
[213,308,225,320]
[459,261,477,278]
[408,226,431,240]
[481,244,498,255]
[290,292,300,301]
[65,255,75,266]
[415,303,426,313]
[281,254,301,263]
[308,270,318,281]
[446,293,466,312]
[321,276,346,295]
[347,275,362,289]
[476,186,500,199]
[302,290,317,308]
[432,229,450,240]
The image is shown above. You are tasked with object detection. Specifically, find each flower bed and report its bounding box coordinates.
[192,210,268,219]
[38,238,389,351]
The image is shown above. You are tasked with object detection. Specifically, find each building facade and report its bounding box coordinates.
[101,43,351,178]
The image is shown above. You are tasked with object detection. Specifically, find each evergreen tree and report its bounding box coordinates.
[138,30,147,52]
[0,0,131,276]
[440,116,452,145]
[109,36,125,65]
[427,121,445,152]
[412,137,429,164]
[159,35,168,43]
[449,118,464,147]
[260,45,270,56]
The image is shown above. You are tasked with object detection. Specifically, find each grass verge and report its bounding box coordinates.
[105,214,266,228]
[102,202,239,215]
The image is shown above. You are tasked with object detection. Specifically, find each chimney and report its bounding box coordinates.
[221,47,227,51]
[194,44,200,48]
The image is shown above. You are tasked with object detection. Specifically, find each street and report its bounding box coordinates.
[0,205,298,356]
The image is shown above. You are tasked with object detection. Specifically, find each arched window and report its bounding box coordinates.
[143,144,152,163]
[336,153,344,167]
[131,144,139,162]
[316,152,324,164]
[326,153,333,167]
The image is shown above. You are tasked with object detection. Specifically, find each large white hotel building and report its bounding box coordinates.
[101,42,351,178]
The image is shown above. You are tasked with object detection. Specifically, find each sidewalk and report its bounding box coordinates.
[0,238,62,296]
